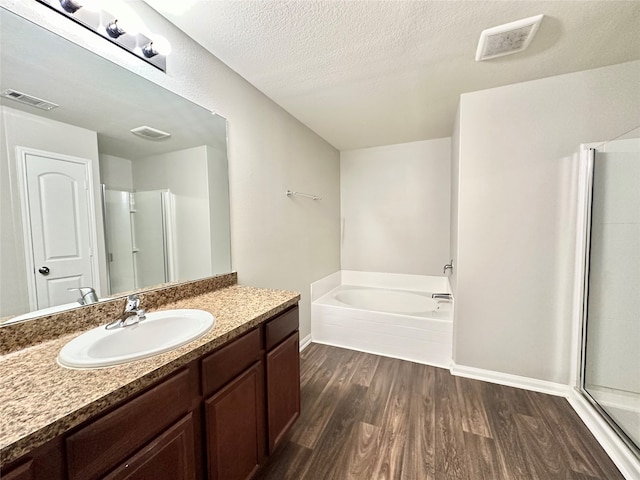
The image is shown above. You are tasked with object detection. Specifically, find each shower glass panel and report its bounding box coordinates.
[131,190,175,289]
[582,126,640,454]
[103,189,176,294]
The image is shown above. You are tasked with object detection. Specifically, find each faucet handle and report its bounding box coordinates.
[124,294,141,312]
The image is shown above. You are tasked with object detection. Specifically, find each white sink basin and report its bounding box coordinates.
[58,309,215,369]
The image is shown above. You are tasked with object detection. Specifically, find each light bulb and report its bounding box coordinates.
[105,19,126,38]
[59,0,82,13]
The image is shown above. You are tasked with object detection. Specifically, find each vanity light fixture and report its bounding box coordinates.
[142,36,172,58]
[35,0,170,72]
[142,42,159,58]
[59,0,82,14]
[105,19,126,39]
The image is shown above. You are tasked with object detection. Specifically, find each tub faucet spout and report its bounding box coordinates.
[443,260,453,274]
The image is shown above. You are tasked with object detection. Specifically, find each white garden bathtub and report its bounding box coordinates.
[311,272,453,367]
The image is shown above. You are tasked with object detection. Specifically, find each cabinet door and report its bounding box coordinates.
[103,413,197,480]
[1,437,64,480]
[266,332,300,452]
[2,460,34,480]
[204,361,265,480]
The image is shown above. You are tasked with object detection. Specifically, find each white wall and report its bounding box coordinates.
[134,145,213,283]
[340,138,451,275]
[100,154,133,191]
[206,145,232,275]
[454,60,640,384]
[0,106,105,316]
[3,0,341,339]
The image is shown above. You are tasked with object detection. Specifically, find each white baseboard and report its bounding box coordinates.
[567,390,640,480]
[299,333,312,351]
[450,363,571,397]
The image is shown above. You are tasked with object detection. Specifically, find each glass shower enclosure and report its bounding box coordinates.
[102,187,176,295]
[580,126,640,458]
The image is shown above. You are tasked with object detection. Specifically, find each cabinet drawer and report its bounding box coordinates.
[265,307,299,351]
[202,327,261,397]
[66,368,194,480]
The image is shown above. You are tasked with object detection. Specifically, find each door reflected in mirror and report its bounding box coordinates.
[0,7,231,323]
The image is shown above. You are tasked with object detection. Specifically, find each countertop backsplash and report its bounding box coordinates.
[0,272,238,354]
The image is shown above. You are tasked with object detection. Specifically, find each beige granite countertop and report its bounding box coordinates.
[0,284,300,467]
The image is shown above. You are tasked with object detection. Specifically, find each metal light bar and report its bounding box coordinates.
[35,0,168,72]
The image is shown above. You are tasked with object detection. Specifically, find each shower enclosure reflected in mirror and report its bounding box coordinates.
[581,126,640,456]
[0,8,231,323]
[103,188,176,294]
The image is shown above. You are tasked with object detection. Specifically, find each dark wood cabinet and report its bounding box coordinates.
[3,305,300,480]
[204,361,266,480]
[201,328,262,397]
[1,436,64,480]
[66,367,197,480]
[200,306,300,479]
[103,414,197,480]
[266,331,300,452]
[2,460,34,480]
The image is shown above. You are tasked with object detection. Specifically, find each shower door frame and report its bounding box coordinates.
[576,144,640,461]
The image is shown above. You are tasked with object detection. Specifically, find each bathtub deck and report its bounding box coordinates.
[255,343,623,480]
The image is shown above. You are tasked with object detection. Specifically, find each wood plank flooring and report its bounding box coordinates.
[255,343,624,480]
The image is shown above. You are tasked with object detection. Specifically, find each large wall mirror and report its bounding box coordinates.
[0,8,231,324]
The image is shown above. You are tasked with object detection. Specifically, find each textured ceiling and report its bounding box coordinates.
[146,0,640,150]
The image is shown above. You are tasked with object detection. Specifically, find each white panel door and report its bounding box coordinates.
[24,152,95,309]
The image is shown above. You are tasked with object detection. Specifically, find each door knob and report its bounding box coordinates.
[38,266,50,276]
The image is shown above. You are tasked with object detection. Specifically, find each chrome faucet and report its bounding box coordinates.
[432,293,453,300]
[68,287,99,305]
[105,294,146,330]
[443,260,453,274]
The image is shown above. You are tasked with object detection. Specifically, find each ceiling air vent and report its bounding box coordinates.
[130,125,172,140]
[1,89,59,110]
[476,14,544,61]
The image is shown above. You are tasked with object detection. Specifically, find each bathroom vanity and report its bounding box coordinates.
[0,275,300,480]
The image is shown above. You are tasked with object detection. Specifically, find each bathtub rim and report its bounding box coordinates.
[313,284,453,323]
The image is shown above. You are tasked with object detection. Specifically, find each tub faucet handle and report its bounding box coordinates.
[443,260,453,274]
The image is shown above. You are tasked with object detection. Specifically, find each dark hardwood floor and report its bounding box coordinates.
[255,343,623,480]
